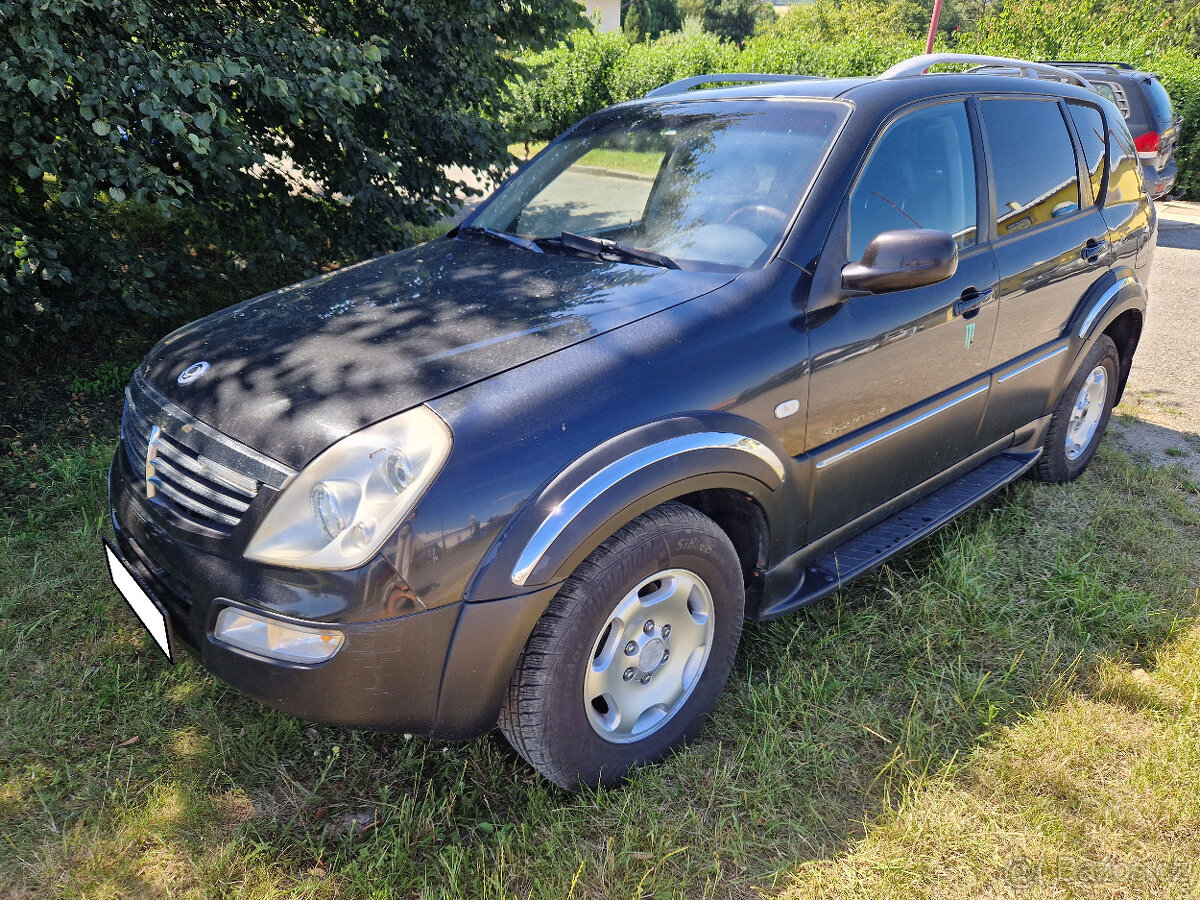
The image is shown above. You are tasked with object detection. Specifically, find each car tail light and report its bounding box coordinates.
[1134,130,1161,159]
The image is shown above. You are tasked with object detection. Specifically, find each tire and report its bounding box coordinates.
[1034,335,1120,483]
[499,502,745,790]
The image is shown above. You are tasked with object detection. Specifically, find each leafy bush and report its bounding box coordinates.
[764,0,929,44]
[503,30,629,145]
[608,32,739,102]
[963,0,1185,59]
[738,31,919,77]
[0,0,584,356]
[702,0,778,43]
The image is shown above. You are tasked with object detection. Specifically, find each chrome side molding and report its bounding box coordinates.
[997,345,1069,383]
[815,384,989,470]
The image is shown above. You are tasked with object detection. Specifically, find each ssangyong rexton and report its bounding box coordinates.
[105,55,1156,789]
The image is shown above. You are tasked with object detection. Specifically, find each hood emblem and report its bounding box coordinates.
[177,361,210,385]
[146,426,162,499]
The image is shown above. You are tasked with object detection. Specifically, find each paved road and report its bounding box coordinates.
[1111,202,1200,474]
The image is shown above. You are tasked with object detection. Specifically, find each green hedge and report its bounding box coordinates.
[608,32,739,102]
[736,31,917,77]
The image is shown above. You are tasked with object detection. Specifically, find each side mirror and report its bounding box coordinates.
[841,229,958,294]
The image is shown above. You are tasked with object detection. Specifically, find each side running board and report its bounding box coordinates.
[757,450,1040,620]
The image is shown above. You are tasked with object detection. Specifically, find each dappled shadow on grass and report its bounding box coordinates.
[2,437,1199,898]
[768,621,1200,899]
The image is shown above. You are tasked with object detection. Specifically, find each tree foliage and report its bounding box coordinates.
[503,29,630,147]
[623,0,683,43]
[0,0,584,350]
[697,0,777,44]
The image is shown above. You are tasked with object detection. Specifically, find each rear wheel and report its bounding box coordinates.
[1035,335,1119,483]
[499,502,744,790]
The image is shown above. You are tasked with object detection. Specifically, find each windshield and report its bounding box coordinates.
[470,100,848,269]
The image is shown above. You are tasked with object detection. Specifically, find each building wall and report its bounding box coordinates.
[584,0,622,32]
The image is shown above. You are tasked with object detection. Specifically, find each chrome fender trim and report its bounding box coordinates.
[1078,275,1137,339]
[510,432,786,587]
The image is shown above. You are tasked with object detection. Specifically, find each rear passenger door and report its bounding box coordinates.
[975,96,1112,446]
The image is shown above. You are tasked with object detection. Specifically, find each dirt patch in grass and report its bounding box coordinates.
[1109,415,1200,485]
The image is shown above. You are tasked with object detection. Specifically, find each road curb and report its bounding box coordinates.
[1156,199,1200,226]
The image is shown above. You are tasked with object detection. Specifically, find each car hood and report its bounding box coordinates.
[140,238,735,469]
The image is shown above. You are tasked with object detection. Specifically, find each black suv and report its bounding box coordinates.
[104,54,1155,789]
[1043,61,1182,199]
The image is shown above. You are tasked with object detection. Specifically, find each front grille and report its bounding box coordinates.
[122,373,294,536]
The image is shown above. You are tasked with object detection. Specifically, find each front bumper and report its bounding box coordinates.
[108,453,560,737]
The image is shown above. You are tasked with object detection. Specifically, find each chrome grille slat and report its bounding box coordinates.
[121,372,296,535]
[153,431,257,497]
[148,476,242,527]
[148,456,252,514]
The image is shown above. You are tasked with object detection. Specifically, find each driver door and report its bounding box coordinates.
[804,99,999,540]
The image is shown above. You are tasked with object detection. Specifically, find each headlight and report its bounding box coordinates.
[244,406,452,570]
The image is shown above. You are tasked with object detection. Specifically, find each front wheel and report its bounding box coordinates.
[1035,334,1120,483]
[499,502,744,790]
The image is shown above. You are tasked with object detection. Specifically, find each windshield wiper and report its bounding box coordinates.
[549,231,679,269]
[458,225,543,254]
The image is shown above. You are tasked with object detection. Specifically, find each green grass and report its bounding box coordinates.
[68,361,137,401]
[2,400,1199,896]
[574,148,663,178]
[509,142,663,178]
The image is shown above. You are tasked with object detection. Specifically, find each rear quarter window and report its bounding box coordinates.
[1105,118,1145,203]
[1067,102,1107,203]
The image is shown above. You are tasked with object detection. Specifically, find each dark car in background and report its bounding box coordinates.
[104,54,1155,790]
[1044,61,1183,199]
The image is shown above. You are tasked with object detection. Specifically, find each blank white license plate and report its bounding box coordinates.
[104,541,173,662]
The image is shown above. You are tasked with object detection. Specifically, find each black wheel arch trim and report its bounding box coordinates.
[1066,266,1145,398]
[1072,267,1144,343]
[465,413,795,602]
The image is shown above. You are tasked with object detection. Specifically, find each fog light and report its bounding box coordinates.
[214,607,345,663]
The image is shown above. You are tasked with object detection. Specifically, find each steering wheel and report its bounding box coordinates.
[725,204,789,233]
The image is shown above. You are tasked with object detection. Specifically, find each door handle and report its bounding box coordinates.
[1082,239,1109,263]
[953,288,993,319]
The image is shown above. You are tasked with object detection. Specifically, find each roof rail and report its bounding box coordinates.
[1039,60,1135,71]
[877,53,1092,89]
[643,73,821,99]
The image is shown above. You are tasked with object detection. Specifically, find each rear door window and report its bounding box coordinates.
[849,101,978,259]
[980,98,1081,236]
